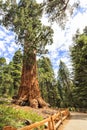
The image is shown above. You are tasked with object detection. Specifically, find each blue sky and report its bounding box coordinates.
[0,26,20,63]
[0,0,87,76]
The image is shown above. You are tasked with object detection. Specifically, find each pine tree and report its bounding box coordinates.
[38,57,59,107]
[0,57,13,96]
[0,57,6,95]
[70,28,87,108]
[57,60,73,107]
[12,49,22,95]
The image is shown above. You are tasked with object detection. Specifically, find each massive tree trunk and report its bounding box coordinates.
[14,43,48,108]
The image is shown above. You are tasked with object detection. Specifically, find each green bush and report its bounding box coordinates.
[0,105,43,130]
[68,107,76,111]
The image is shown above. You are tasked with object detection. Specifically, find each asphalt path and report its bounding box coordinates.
[61,112,87,130]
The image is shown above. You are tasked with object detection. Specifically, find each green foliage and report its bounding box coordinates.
[0,105,43,129]
[1,0,53,61]
[38,57,60,107]
[0,50,22,97]
[0,57,13,96]
[12,49,22,95]
[0,57,6,66]
[44,0,79,28]
[70,27,87,108]
[57,60,73,107]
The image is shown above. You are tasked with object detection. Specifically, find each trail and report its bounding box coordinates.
[59,112,87,130]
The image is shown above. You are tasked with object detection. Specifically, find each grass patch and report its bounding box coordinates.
[0,105,43,130]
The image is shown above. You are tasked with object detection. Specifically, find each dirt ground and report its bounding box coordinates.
[11,104,59,118]
[58,112,87,130]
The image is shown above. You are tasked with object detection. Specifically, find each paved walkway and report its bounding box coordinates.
[61,112,87,130]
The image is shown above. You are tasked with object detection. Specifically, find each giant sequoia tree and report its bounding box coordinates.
[0,0,53,108]
[0,0,73,108]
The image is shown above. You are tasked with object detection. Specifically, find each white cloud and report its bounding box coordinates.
[5,57,11,64]
[36,0,43,3]
[0,41,6,51]
[5,35,14,43]
[79,0,87,8]
[0,26,20,62]
[71,12,87,33]
[0,29,6,38]
[8,46,15,53]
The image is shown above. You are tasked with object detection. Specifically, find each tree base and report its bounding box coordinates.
[12,96,49,108]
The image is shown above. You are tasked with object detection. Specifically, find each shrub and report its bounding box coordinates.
[0,105,43,130]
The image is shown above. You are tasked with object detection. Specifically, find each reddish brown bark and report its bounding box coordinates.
[14,47,48,108]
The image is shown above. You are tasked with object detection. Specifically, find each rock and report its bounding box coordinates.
[44,122,48,128]
[20,101,29,106]
[24,119,32,125]
[12,95,18,99]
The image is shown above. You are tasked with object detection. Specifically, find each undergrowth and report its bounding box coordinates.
[0,104,43,130]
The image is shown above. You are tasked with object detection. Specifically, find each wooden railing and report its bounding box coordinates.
[3,109,70,130]
[18,109,70,130]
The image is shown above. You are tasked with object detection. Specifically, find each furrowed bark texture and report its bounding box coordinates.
[14,43,48,108]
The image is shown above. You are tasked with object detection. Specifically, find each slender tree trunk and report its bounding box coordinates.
[14,43,48,108]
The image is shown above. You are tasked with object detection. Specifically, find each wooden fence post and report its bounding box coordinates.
[51,116,56,130]
[3,126,17,130]
[60,110,63,124]
[48,118,51,130]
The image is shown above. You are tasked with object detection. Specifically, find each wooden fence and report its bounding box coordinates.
[18,109,70,130]
[3,109,70,130]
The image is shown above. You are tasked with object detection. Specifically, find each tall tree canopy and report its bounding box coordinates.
[57,60,73,107]
[0,57,6,95]
[12,49,22,95]
[70,27,87,108]
[0,57,14,96]
[38,57,59,106]
[0,50,22,97]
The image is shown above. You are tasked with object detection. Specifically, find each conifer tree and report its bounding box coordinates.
[70,27,87,108]
[0,57,13,96]
[38,57,59,106]
[57,60,73,107]
[12,49,22,95]
[0,0,53,107]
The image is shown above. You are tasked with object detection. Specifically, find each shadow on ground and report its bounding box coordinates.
[70,112,87,120]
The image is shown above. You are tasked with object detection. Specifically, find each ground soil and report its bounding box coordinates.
[11,104,59,119]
